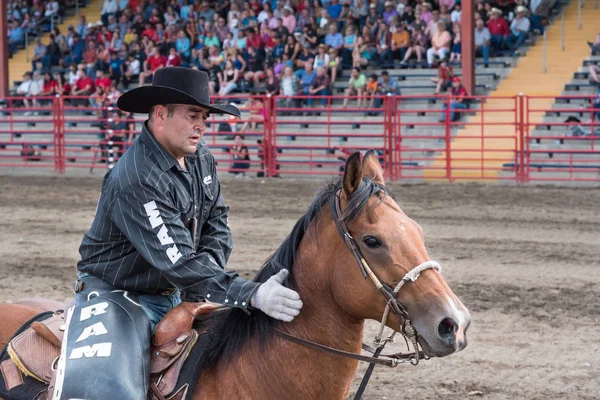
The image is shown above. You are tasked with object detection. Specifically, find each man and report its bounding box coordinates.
[31,38,48,72]
[503,5,531,54]
[440,76,468,122]
[325,24,344,52]
[16,72,33,114]
[308,66,331,107]
[53,67,303,399]
[474,18,491,66]
[342,66,367,108]
[391,22,410,62]
[72,69,95,107]
[139,46,165,85]
[8,21,24,58]
[487,8,509,51]
[374,70,399,109]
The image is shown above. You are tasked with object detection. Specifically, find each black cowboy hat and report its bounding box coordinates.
[117,67,240,117]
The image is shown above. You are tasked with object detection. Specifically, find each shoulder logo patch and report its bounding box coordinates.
[203,175,212,185]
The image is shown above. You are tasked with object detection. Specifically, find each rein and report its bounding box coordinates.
[271,189,441,400]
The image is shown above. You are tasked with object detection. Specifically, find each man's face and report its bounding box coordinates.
[476,19,483,30]
[159,104,210,158]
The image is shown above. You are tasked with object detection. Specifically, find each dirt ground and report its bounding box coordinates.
[0,175,599,399]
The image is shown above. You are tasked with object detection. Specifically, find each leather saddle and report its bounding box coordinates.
[1,302,218,400]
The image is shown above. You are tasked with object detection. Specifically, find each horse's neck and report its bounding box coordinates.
[197,264,365,399]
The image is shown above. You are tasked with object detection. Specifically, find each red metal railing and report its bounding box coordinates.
[1,94,599,183]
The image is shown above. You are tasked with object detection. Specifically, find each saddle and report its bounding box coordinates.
[1,302,217,400]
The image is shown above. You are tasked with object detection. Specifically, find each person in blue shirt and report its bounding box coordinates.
[65,34,85,65]
[271,35,286,64]
[328,0,343,20]
[8,21,25,58]
[175,30,191,62]
[300,62,317,104]
[109,50,124,83]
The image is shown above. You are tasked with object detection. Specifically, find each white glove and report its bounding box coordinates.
[251,270,303,322]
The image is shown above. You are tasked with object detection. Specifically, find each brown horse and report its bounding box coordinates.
[0,151,470,399]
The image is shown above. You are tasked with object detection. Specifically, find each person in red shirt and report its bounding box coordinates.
[487,8,509,51]
[73,69,95,107]
[440,77,468,122]
[94,70,112,92]
[83,40,98,75]
[138,47,165,85]
[246,27,264,51]
[432,59,453,94]
[165,47,181,67]
[40,72,58,96]
[141,23,156,40]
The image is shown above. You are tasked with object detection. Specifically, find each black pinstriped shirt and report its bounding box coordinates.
[77,123,260,308]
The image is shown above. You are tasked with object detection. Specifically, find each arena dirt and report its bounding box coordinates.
[0,175,598,399]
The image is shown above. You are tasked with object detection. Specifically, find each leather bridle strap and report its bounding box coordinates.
[271,327,423,367]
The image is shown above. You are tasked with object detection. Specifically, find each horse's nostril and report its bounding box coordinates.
[437,318,457,343]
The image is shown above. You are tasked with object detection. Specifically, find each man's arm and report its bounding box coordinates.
[109,181,260,308]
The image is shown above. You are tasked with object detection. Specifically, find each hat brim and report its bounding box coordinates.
[117,85,241,117]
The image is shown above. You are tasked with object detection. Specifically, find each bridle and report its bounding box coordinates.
[272,189,441,399]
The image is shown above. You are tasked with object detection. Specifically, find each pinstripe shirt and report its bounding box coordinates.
[77,124,260,308]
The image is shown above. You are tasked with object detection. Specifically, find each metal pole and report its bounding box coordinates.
[578,0,582,30]
[561,12,565,51]
[25,31,29,62]
[0,0,9,98]
[542,30,547,73]
[76,0,80,18]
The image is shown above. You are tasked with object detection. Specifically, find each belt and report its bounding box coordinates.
[74,276,177,296]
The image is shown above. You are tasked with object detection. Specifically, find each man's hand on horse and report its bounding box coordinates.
[251,269,303,322]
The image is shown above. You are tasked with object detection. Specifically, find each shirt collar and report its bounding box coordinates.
[139,123,180,172]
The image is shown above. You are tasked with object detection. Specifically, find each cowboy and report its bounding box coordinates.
[53,67,303,399]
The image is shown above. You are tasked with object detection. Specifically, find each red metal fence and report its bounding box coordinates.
[1,94,599,183]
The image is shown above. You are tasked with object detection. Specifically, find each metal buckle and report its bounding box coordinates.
[73,279,84,293]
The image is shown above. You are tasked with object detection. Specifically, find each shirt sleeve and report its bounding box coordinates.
[109,181,260,308]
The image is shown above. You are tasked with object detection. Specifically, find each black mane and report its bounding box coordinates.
[196,177,392,370]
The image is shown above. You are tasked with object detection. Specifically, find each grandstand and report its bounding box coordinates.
[1,0,599,183]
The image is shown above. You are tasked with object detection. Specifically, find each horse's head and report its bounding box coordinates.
[326,151,470,358]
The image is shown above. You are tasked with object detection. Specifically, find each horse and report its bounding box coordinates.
[0,150,471,399]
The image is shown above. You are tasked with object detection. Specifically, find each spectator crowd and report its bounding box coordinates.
[10,0,559,110]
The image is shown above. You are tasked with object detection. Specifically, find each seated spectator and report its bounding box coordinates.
[488,8,509,51]
[165,47,181,67]
[122,52,140,89]
[440,77,469,122]
[342,66,367,108]
[278,66,299,110]
[308,67,332,107]
[375,22,392,65]
[427,22,452,66]
[90,86,107,119]
[16,72,34,114]
[8,21,25,58]
[328,48,341,85]
[374,70,399,109]
[30,38,47,73]
[40,72,59,98]
[503,6,530,54]
[239,98,265,133]
[95,70,112,93]
[449,22,462,62]
[474,19,492,66]
[204,59,222,96]
[299,62,317,102]
[421,2,433,24]
[352,36,372,68]
[383,1,398,25]
[432,59,454,94]
[401,25,426,65]
[108,50,124,83]
[561,116,600,141]
[139,47,165,85]
[314,44,331,70]
[218,60,239,96]
[325,24,344,55]
[391,22,410,63]
[55,73,71,96]
[342,24,358,67]
[101,0,118,26]
[439,6,451,25]
[229,134,251,176]
[451,4,462,24]
[73,69,95,107]
[366,73,379,109]
[244,46,266,87]
[264,67,280,97]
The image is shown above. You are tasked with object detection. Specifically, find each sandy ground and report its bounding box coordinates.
[0,175,599,399]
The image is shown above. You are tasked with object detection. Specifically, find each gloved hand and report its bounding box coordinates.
[251,269,302,322]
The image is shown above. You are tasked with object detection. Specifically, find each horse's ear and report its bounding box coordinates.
[362,149,385,185]
[342,152,363,198]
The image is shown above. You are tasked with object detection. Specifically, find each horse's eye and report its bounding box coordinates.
[363,236,381,249]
